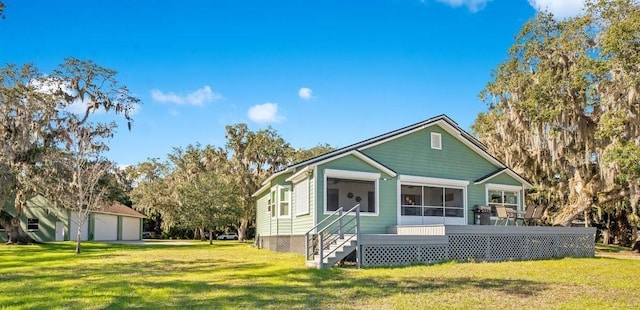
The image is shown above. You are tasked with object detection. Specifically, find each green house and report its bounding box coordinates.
[1,195,145,243]
[253,115,533,255]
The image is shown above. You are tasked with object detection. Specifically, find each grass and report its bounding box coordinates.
[1,241,639,310]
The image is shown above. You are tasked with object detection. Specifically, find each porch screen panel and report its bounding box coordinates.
[444,188,464,217]
[423,186,444,216]
[326,178,376,213]
[294,179,309,215]
[401,185,422,216]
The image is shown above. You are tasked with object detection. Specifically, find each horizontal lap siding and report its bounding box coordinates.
[362,125,510,225]
[256,188,271,237]
[362,126,498,181]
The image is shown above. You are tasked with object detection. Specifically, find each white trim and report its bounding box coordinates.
[352,151,397,177]
[323,169,380,216]
[286,166,312,183]
[430,132,442,150]
[311,151,396,178]
[485,184,523,216]
[396,179,469,225]
[324,169,380,180]
[398,174,469,187]
[485,183,523,192]
[252,183,271,198]
[277,185,292,219]
[475,169,533,189]
[313,166,318,230]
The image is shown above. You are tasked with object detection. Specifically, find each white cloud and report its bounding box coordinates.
[247,102,285,124]
[528,0,586,20]
[434,0,492,12]
[150,85,222,106]
[298,87,313,100]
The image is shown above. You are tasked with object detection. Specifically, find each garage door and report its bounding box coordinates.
[94,213,118,240]
[121,217,141,240]
[70,212,89,241]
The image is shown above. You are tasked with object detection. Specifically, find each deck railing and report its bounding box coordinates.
[305,204,361,268]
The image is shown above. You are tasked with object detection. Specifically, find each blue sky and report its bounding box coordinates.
[0,0,586,166]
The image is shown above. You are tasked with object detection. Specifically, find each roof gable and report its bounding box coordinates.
[255,114,532,194]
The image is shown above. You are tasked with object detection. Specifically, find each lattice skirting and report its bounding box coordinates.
[448,234,595,262]
[361,244,448,267]
[360,233,595,267]
[256,235,306,255]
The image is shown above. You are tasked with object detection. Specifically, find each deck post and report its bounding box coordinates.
[339,208,344,240]
[356,204,361,268]
[318,232,324,269]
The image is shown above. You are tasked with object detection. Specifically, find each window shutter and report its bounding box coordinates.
[294,178,309,215]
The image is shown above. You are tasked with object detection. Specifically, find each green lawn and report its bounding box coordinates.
[1,241,639,310]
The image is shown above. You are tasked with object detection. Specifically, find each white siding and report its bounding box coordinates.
[121,217,141,240]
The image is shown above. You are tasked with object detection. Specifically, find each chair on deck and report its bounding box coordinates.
[530,205,546,226]
[522,204,536,226]
[495,206,513,226]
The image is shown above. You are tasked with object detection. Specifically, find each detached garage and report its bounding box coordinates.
[92,202,146,241]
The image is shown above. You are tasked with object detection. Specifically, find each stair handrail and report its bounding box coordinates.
[305,204,360,266]
[305,207,345,260]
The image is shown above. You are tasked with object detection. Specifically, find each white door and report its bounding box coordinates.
[121,217,141,240]
[69,212,89,241]
[55,221,65,241]
[94,214,118,240]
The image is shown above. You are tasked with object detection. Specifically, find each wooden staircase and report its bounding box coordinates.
[305,204,361,269]
[305,235,358,268]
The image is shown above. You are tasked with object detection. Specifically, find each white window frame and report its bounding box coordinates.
[485,183,522,217]
[431,132,442,150]
[269,188,276,218]
[277,185,292,219]
[324,169,380,216]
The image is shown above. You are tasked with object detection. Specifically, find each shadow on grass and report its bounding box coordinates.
[0,243,553,309]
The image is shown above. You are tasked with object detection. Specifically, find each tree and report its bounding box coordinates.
[292,143,334,163]
[129,159,179,234]
[225,124,292,241]
[0,59,138,244]
[473,0,640,247]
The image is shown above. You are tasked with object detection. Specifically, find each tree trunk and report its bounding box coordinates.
[5,217,32,244]
[631,227,639,252]
[199,227,205,241]
[4,190,34,244]
[238,218,249,242]
[552,200,592,227]
[75,228,82,254]
[209,229,213,245]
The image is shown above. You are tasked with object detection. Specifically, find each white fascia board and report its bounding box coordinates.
[312,150,396,177]
[485,183,524,192]
[399,174,469,187]
[251,183,271,198]
[352,151,397,177]
[475,169,533,189]
[285,166,313,183]
[324,168,381,180]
